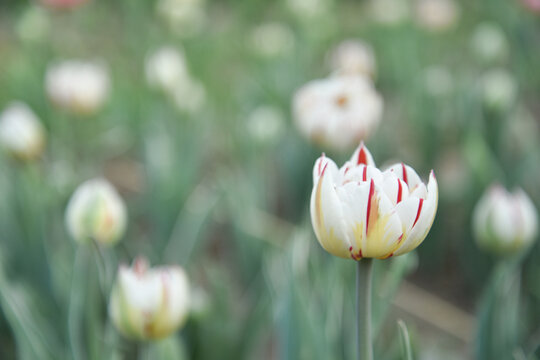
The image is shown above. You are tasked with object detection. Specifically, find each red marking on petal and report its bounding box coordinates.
[397,234,404,243]
[362,166,367,181]
[401,163,408,185]
[397,179,403,203]
[344,166,350,175]
[317,153,326,176]
[412,198,424,227]
[382,252,394,259]
[321,163,328,176]
[357,146,368,165]
[366,180,379,235]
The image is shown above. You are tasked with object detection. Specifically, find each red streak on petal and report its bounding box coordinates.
[397,179,403,203]
[412,198,424,227]
[357,147,368,165]
[344,166,350,175]
[317,153,326,176]
[397,234,404,243]
[362,166,367,181]
[382,252,394,259]
[366,179,376,234]
[401,163,408,185]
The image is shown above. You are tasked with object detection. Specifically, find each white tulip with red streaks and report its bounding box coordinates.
[310,143,438,260]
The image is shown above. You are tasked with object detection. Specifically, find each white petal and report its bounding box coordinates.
[385,163,423,192]
[313,155,339,185]
[310,166,350,258]
[380,175,409,206]
[349,142,375,166]
[394,171,438,256]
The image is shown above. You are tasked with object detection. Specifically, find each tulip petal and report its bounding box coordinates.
[394,171,438,256]
[310,164,351,258]
[385,163,423,192]
[313,154,339,185]
[350,142,375,166]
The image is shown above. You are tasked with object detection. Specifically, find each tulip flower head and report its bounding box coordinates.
[293,75,383,151]
[473,185,538,255]
[310,143,438,260]
[65,178,126,246]
[109,257,190,340]
[0,102,46,160]
[45,60,110,115]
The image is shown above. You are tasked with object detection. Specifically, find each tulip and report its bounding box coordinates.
[156,0,205,37]
[328,40,376,78]
[293,75,383,151]
[145,46,189,94]
[470,23,508,64]
[480,68,517,112]
[109,257,190,340]
[473,185,538,255]
[45,60,110,115]
[310,143,438,260]
[65,178,126,246]
[415,0,459,32]
[249,22,295,58]
[0,102,46,160]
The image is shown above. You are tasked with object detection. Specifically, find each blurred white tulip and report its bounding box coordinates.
[46,60,110,115]
[0,102,46,160]
[473,185,538,255]
[470,23,508,64]
[481,68,517,112]
[157,0,205,37]
[293,75,383,151]
[109,257,190,340]
[65,178,126,246]
[329,40,376,77]
[415,0,459,31]
[249,22,295,58]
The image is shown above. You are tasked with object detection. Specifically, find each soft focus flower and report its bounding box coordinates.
[39,0,88,9]
[249,22,295,58]
[145,46,189,93]
[369,0,410,25]
[45,60,110,115]
[286,0,330,20]
[415,0,459,31]
[65,178,126,246]
[0,102,46,160]
[109,257,190,340]
[145,46,206,113]
[16,6,51,43]
[293,75,383,151]
[473,185,538,255]
[520,0,540,14]
[329,40,376,77]
[310,143,438,259]
[480,68,517,112]
[423,65,454,97]
[156,0,205,37]
[470,23,508,64]
[246,105,285,144]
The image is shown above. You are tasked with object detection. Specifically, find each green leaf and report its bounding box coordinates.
[397,320,413,360]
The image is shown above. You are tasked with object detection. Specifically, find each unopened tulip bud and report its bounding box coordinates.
[0,102,46,160]
[109,257,190,340]
[473,185,538,255]
[481,69,517,112]
[470,23,508,64]
[45,60,110,115]
[329,40,376,77]
[65,178,126,246]
[415,0,459,32]
[310,143,438,259]
[145,46,189,94]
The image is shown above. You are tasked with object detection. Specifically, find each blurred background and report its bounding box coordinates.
[1,0,540,359]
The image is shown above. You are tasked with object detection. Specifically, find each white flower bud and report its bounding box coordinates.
[0,102,46,160]
[415,0,459,31]
[65,178,126,246]
[109,258,190,340]
[249,22,295,58]
[329,40,376,77]
[145,46,189,93]
[481,68,517,112]
[470,23,508,64]
[45,60,110,115]
[473,185,538,255]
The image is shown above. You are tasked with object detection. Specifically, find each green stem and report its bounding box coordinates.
[357,258,374,360]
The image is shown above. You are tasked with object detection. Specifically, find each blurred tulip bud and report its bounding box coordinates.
[246,105,285,145]
[65,178,126,246]
[39,0,88,9]
[0,102,46,160]
[415,0,459,32]
[293,75,383,151]
[470,23,508,64]
[145,46,189,93]
[249,22,295,58]
[286,0,330,20]
[520,0,540,14]
[45,60,110,115]
[473,185,538,255]
[156,0,205,37]
[328,40,376,78]
[480,68,517,112]
[369,0,410,26]
[311,143,438,259]
[109,257,190,340]
[16,6,51,43]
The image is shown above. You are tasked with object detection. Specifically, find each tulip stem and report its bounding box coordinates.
[357,258,374,360]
